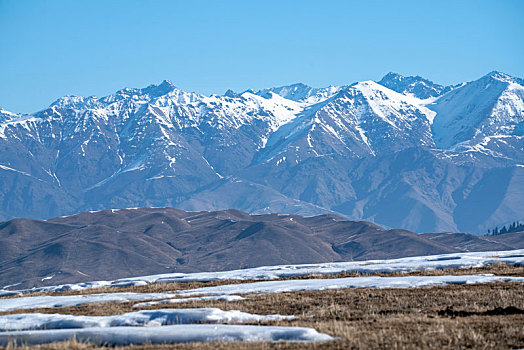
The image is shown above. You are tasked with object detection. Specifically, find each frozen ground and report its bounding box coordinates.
[3,249,523,296]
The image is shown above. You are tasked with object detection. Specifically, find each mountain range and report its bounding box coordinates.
[0,71,523,233]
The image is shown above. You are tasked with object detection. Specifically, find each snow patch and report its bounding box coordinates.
[175,274,524,297]
[0,308,294,331]
[0,292,178,312]
[0,324,333,346]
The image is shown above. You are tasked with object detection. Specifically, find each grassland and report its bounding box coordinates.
[1,264,523,349]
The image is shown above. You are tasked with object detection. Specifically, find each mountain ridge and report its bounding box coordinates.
[0,72,523,233]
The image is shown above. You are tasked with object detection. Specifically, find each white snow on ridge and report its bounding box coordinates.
[174,274,524,297]
[0,116,43,139]
[0,324,334,346]
[0,308,294,331]
[430,73,524,149]
[352,81,437,125]
[3,249,523,296]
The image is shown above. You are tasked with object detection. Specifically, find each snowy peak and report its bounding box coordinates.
[255,83,342,104]
[140,79,178,97]
[468,71,523,91]
[483,71,521,84]
[350,79,423,101]
[256,83,312,100]
[49,81,184,111]
[0,108,20,123]
[257,80,438,163]
[50,95,103,111]
[224,89,238,97]
[329,81,436,148]
[431,72,524,149]
[116,80,178,98]
[377,72,454,99]
[343,80,436,125]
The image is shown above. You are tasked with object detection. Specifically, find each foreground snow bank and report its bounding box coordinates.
[0,308,293,331]
[3,249,522,295]
[174,274,524,297]
[0,324,334,346]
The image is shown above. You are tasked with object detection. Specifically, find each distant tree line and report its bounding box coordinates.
[487,221,524,236]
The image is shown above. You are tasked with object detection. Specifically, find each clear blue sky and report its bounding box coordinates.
[1,0,523,113]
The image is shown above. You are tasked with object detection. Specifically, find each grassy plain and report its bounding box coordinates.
[2,264,523,349]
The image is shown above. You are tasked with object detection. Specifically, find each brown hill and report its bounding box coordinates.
[0,208,521,289]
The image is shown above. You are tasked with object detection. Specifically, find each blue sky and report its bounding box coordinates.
[1,0,523,113]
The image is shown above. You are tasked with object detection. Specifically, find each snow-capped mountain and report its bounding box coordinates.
[431,72,524,148]
[0,72,523,233]
[253,80,437,167]
[255,83,343,104]
[378,72,456,99]
[0,108,20,123]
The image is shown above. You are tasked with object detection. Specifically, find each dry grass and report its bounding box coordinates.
[1,265,524,349]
